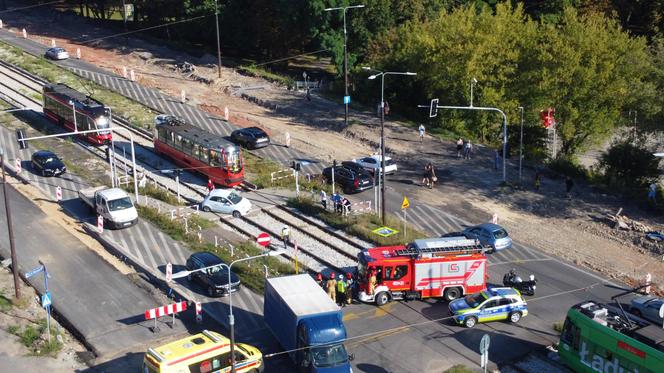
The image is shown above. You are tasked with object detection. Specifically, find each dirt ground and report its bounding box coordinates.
[5,6,664,292]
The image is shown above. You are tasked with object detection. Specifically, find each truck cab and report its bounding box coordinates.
[296,315,351,372]
[80,187,138,229]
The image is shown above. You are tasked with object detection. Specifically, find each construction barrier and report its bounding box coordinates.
[270,169,293,183]
[351,201,372,215]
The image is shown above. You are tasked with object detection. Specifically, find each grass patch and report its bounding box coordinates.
[0,291,12,312]
[122,182,185,206]
[244,152,329,193]
[444,365,477,373]
[287,197,427,246]
[136,204,295,293]
[7,319,61,356]
[0,41,157,130]
[237,64,294,87]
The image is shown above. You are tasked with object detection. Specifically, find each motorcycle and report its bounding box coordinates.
[502,269,537,296]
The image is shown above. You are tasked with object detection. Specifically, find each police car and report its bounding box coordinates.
[448,287,528,328]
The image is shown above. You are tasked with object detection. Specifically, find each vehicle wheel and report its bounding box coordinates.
[464,316,477,328]
[375,292,389,306]
[202,206,211,213]
[232,210,242,218]
[509,311,522,323]
[444,287,461,302]
[207,286,216,297]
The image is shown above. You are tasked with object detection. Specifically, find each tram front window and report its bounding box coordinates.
[95,116,111,134]
[226,148,242,173]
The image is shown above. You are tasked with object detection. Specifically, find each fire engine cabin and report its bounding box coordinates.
[357,237,488,306]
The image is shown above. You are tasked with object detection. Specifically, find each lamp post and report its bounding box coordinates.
[172,250,284,373]
[324,4,365,128]
[364,67,417,224]
[518,106,524,183]
[470,78,478,107]
[214,0,222,78]
[0,146,20,298]
[628,110,637,142]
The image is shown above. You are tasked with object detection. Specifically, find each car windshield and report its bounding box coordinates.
[43,156,59,163]
[107,197,133,211]
[386,159,396,166]
[311,344,348,368]
[227,192,242,204]
[464,292,488,308]
[208,265,229,277]
[493,228,509,239]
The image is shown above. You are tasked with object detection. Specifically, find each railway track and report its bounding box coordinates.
[0,58,363,277]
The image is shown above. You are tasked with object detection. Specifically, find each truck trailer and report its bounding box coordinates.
[264,274,352,373]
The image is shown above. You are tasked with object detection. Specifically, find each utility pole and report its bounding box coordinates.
[0,148,20,298]
[214,0,222,78]
[518,106,524,183]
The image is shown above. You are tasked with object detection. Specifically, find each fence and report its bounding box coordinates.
[271,169,293,183]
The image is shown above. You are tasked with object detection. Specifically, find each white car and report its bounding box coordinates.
[45,47,69,60]
[201,189,251,217]
[353,155,397,175]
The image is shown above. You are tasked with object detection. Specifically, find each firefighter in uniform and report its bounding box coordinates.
[316,273,324,288]
[337,274,346,307]
[281,225,290,249]
[368,269,377,295]
[326,272,337,302]
[345,273,354,305]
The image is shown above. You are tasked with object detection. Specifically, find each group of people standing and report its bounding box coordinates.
[456,138,473,159]
[317,272,354,307]
[320,190,352,215]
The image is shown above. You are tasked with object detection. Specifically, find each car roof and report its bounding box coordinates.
[473,223,504,231]
[33,150,56,157]
[208,189,234,197]
[487,287,520,298]
[191,251,224,265]
[100,188,131,200]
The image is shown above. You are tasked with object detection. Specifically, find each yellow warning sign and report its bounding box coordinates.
[401,196,410,209]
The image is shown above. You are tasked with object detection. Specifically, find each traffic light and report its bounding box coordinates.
[291,161,301,171]
[16,129,28,149]
[429,98,439,118]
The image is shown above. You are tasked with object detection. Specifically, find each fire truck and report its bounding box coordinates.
[357,237,488,306]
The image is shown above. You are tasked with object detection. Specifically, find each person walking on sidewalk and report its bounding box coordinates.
[284,131,291,148]
[534,170,542,191]
[336,274,347,307]
[648,183,657,205]
[463,140,473,159]
[456,138,464,158]
[418,124,425,142]
[326,272,337,302]
[565,176,574,199]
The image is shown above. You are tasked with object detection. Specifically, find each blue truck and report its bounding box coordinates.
[264,274,353,372]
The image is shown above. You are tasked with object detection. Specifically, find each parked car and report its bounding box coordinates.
[462,223,513,252]
[44,47,69,60]
[31,150,66,177]
[353,155,397,175]
[200,189,251,217]
[341,161,379,184]
[449,287,528,328]
[185,252,241,297]
[630,296,664,324]
[322,165,373,194]
[230,126,270,149]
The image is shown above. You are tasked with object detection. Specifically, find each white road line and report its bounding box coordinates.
[127,226,159,270]
[144,224,175,265]
[416,205,450,234]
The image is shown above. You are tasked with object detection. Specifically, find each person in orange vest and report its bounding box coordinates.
[326,272,337,302]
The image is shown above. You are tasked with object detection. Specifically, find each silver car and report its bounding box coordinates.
[630,296,664,324]
[45,47,69,60]
[462,223,513,252]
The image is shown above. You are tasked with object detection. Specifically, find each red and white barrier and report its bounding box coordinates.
[145,301,187,320]
[195,301,203,323]
[351,201,372,215]
[14,158,21,174]
[55,186,62,202]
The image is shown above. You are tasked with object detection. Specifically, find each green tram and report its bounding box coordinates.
[559,301,664,372]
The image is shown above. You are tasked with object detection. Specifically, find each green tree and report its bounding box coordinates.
[599,140,661,188]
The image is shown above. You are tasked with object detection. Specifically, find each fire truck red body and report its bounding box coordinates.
[357,237,488,305]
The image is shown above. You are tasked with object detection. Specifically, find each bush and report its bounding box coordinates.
[547,156,588,180]
[598,140,660,189]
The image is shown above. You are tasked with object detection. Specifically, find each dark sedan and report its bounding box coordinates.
[230,126,270,149]
[322,165,373,194]
[31,150,66,177]
[185,252,241,297]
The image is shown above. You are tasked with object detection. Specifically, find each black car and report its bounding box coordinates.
[341,161,380,184]
[322,165,373,194]
[230,127,270,149]
[185,252,241,297]
[31,150,66,177]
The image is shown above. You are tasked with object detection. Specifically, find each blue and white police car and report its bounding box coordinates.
[448,287,528,328]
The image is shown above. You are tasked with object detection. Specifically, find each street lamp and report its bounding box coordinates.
[628,110,637,142]
[214,0,222,78]
[470,78,478,107]
[172,250,284,373]
[363,67,417,224]
[0,146,20,298]
[324,4,365,128]
[518,106,524,183]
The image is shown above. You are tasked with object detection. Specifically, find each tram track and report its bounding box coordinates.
[0,58,364,277]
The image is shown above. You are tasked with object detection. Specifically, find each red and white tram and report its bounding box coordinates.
[42,83,112,145]
[153,115,245,187]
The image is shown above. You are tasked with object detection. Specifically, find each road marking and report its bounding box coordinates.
[489,258,554,266]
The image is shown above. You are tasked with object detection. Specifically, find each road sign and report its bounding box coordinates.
[166,262,173,283]
[41,292,52,309]
[372,226,398,237]
[344,95,351,104]
[479,334,490,353]
[15,158,21,174]
[659,304,664,319]
[25,265,44,279]
[97,215,104,234]
[401,196,410,209]
[55,186,62,202]
[256,232,270,247]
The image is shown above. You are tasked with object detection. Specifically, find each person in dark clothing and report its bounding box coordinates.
[534,170,542,191]
[565,176,574,199]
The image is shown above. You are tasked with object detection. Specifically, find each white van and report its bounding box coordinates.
[200,189,251,217]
